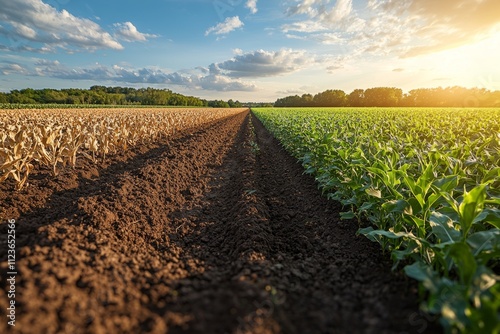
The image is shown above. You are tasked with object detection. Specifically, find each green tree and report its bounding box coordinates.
[313,89,347,107]
[348,89,365,107]
[364,87,402,107]
[208,100,230,108]
[0,92,9,103]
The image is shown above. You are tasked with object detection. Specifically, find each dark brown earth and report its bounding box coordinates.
[0,109,441,333]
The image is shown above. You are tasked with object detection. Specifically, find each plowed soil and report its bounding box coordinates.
[0,109,440,333]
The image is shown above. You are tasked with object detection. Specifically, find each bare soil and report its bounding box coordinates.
[0,110,440,333]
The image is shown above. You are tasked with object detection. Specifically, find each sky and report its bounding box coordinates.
[0,0,499,102]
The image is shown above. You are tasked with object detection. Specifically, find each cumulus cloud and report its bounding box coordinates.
[233,48,244,55]
[197,74,256,92]
[205,16,244,36]
[320,0,353,23]
[283,0,500,60]
[361,1,485,57]
[114,22,158,42]
[282,20,329,34]
[0,62,30,75]
[282,0,362,49]
[5,58,256,92]
[0,42,54,53]
[286,0,323,16]
[0,0,122,50]
[0,0,156,52]
[214,49,312,77]
[6,47,314,91]
[246,0,258,14]
[287,0,354,23]
[401,0,500,57]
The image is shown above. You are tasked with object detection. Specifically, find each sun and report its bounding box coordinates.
[419,32,500,90]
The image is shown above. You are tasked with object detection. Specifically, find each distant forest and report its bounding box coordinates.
[2,85,499,108]
[275,86,500,107]
[0,86,244,108]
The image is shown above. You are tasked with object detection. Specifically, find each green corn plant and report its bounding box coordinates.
[253,107,500,334]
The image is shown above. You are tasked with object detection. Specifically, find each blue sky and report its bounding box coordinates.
[0,0,499,101]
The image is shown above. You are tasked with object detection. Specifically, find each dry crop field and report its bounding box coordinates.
[3,106,490,333]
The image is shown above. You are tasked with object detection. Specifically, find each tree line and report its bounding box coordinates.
[0,86,244,108]
[275,86,500,107]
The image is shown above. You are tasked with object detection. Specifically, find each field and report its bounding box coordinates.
[0,106,497,333]
[253,107,500,333]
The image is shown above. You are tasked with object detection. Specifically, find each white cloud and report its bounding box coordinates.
[286,0,323,16]
[233,48,244,55]
[0,0,123,51]
[114,22,158,42]
[362,0,500,57]
[7,58,256,92]
[315,32,344,45]
[214,49,312,78]
[402,0,500,57]
[11,22,38,39]
[285,34,308,41]
[197,74,256,92]
[317,51,358,73]
[205,16,244,36]
[0,63,30,75]
[0,0,158,52]
[246,0,258,14]
[284,0,500,60]
[282,20,329,33]
[6,48,314,91]
[319,0,353,23]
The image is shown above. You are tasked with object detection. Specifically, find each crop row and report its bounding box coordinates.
[253,107,500,333]
[0,103,205,109]
[1,108,245,190]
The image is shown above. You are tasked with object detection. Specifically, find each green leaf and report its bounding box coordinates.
[482,208,500,229]
[426,193,442,211]
[358,201,374,212]
[433,175,459,193]
[467,230,500,256]
[429,212,461,243]
[483,167,500,183]
[365,166,387,179]
[341,197,358,206]
[404,174,416,194]
[382,199,409,214]
[417,163,435,194]
[357,226,374,235]
[448,243,477,285]
[364,229,426,245]
[485,197,500,206]
[340,211,356,220]
[357,226,378,242]
[436,206,460,223]
[404,261,440,293]
[391,240,420,267]
[439,191,460,215]
[405,215,426,234]
[407,197,422,215]
[459,184,487,237]
[471,210,490,225]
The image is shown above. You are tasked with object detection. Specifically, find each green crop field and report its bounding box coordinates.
[253,107,500,333]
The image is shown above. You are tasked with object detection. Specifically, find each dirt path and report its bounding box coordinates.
[0,110,439,333]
